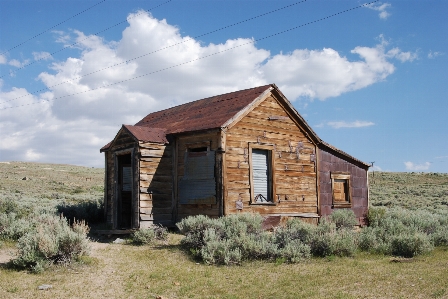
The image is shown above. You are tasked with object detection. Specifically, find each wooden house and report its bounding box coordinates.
[100,84,370,229]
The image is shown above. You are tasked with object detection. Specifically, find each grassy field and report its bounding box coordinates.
[0,162,447,299]
[369,171,448,212]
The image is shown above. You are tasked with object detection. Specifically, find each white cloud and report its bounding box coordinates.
[9,59,30,68]
[387,48,418,62]
[25,149,42,161]
[0,54,6,64]
[32,51,53,61]
[0,11,412,167]
[365,2,391,19]
[326,121,375,129]
[428,51,443,59]
[404,161,431,171]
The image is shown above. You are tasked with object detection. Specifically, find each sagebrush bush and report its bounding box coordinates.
[279,239,311,263]
[0,212,33,241]
[330,209,358,229]
[390,232,433,258]
[367,206,387,227]
[200,228,242,265]
[13,214,90,272]
[132,225,168,245]
[274,218,315,248]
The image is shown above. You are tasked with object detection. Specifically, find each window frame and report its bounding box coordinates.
[330,172,352,208]
[248,143,276,205]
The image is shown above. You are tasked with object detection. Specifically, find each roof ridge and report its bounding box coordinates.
[134,84,273,126]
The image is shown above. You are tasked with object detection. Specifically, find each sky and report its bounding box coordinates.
[0,0,447,172]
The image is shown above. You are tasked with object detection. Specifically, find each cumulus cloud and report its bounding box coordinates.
[404,161,431,171]
[365,2,391,19]
[0,55,6,64]
[326,121,375,129]
[0,11,413,166]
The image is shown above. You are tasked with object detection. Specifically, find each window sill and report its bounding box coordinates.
[332,203,352,209]
[250,202,276,206]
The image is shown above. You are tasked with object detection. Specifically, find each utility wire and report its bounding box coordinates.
[0,0,107,56]
[1,0,307,105]
[0,0,173,79]
[0,0,379,111]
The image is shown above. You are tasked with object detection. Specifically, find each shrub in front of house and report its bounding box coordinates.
[329,209,358,229]
[132,225,168,245]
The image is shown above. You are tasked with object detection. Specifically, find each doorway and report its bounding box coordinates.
[117,154,132,229]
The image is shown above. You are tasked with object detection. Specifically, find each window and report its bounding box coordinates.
[178,144,216,204]
[331,173,351,208]
[249,144,275,204]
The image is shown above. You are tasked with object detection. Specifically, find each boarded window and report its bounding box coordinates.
[251,148,273,203]
[122,166,132,192]
[178,149,216,204]
[331,173,351,208]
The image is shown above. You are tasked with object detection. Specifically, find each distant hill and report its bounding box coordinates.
[1,162,447,213]
[369,171,448,212]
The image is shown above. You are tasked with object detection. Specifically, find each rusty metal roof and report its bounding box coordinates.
[134,84,272,134]
[123,125,168,144]
[100,84,370,168]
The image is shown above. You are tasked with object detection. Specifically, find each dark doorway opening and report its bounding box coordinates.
[117,154,132,229]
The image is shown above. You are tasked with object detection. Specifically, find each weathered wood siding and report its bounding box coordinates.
[175,131,222,221]
[224,94,318,217]
[138,142,173,227]
[318,148,368,224]
[104,130,137,227]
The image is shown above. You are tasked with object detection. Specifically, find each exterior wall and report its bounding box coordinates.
[104,130,137,228]
[224,94,319,217]
[175,130,222,222]
[138,142,173,228]
[318,148,369,225]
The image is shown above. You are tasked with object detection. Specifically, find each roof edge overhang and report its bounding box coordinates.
[99,125,139,153]
[262,84,370,169]
[222,85,274,130]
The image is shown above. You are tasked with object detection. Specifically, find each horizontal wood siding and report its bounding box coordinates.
[138,142,173,226]
[176,131,221,221]
[318,148,368,225]
[225,95,318,217]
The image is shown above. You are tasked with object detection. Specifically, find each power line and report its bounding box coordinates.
[0,0,379,111]
[0,0,107,56]
[0,0,173,79]
[1,0,308,105]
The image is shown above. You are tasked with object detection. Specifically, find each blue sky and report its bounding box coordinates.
[0,0,447,172]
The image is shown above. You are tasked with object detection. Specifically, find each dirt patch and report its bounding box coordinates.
[0,247,17,265]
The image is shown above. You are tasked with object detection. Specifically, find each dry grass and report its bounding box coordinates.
[1,162,448,298]
[0,234,447,299]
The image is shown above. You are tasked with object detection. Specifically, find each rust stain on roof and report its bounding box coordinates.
[123,125,168,144]
[134,84,272,134]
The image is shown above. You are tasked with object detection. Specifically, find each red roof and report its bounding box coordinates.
[134,84,272,134]
[123,125,168,144]
[100,84,369,167]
